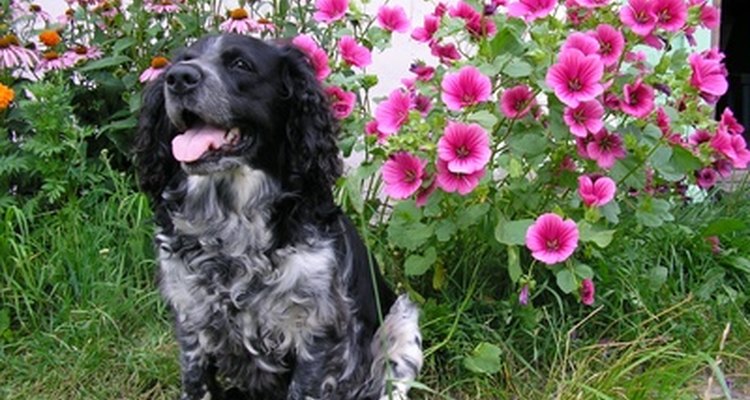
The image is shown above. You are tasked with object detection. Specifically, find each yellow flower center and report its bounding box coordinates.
[150,56,169,69]
[230,8,249,20]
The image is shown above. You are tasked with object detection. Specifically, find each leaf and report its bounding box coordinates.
[468,110,498,130]
[387,201,433,250]
[485,26,524,58]
[575,263,594,280]
[507,245,522,283]
[578,222,615,248]
[432,262,447,291]
[463,342,503,374]
[702,218,747,237]
[78,55,132,72]
[503,59,533,78]
[507,131,548,156]
[435,219,457,242]
[670,145,703,174]
[404,247,437,276]
[556,269,577,294]
[457,203,490,229]
[494,218,534,246]
[600,201,620,224]
[636,198,673,228]
[647,266,668,290]
[728,257,750,275]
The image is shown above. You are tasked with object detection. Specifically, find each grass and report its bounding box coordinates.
[2,173,749,399]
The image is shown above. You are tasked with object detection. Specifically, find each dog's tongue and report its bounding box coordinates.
[172,125,227,162]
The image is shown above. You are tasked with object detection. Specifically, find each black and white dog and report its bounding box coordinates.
[134,34,422,400]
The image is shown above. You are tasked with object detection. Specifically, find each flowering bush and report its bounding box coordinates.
[1,0,746,310]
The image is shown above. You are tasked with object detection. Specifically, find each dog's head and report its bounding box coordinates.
[134,34,342,205]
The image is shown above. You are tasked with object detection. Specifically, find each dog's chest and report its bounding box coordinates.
[157,170,345,362]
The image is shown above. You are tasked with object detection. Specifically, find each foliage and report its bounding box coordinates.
[1,0,750,397]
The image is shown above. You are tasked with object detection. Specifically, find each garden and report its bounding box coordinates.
[1,0,750,398]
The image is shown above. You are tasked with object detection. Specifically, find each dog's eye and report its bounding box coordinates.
[231,58,254,73]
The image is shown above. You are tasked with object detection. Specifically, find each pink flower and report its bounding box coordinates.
[705,235,721,254]
[620,79,655,118]
[563,100,604,137]
[525,213,579,265]
[0,37,39,70]
[63,45,103,65]
[546,49,604,108]
[436,159,485,195]
[587,130,627,169]
[506,0,556,22]
[449,1,480,20]
[562,32,601,57]
[382,152,427,199]
[698,2,720,29]
[620,0,657,36]
[145,0,181,13]
[411,15,439,42]
[375,89,412,134]
[711,130,750,169]
[430,42,461,64]
[652,0,688,32]
[338,36,371,68]
[719,108,745,136]
[37,50,75,73]
[415,178,438,207]
[689,50,728,101]
[220,8,259,34]
[437,122,491,174]
[578,175,616,207]
[577,0,610,8]
[441,66,492,111]
[466,15,497,39]
[325,86,356,119]
[695,167,718,189]
[410,63,435,81]
[590,24,625,67]
[500,85,535,119]
[413,94,433,116]
[314,0,348,23]
[365,120,390,144]
[377,5,410,33]
[580,278,595,305]
[292,35,331,81]
[519,284,530,306]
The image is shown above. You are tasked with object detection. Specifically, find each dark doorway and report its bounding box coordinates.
[717,0,750,139]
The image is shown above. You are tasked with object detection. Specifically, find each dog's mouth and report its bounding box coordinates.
[170,111,246,164]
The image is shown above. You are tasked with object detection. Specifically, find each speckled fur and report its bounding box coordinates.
[134,34,422,400]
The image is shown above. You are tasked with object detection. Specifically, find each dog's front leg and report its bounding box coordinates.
[176,329,223,400]
[286,337,346,400]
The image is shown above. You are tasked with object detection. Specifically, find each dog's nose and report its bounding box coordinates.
[166,64,203,94]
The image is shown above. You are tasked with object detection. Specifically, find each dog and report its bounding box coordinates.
[133,33,423,400]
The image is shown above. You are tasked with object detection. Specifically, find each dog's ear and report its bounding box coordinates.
[280,45,342,205]
[133,76,179,202]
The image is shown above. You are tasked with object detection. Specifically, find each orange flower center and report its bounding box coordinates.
[29,4,42,12]
[0,35,19,48]
[75,45,89,55]
[0,83,15,110]
[257,17,272,24]
[150,56,169,69]
[230,8,249,20]
[39,30,62,47]
[43,50,59,61]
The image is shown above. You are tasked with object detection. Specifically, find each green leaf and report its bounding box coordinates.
[468,110,499,130]
[387,201,433,250]
[435,219,457,242]
[702,217,747,237]
[485,26,524,58]
[578,222,615,248]
[112,37,136,55]
[647,266,668,290]
[728,257,750,275]
[670,145,703,174]
[457,203,490,229]
[636,198,673,228]
[503,59,533,78]
[575,263,594,279]
[507,132,548,156]
[494,218,534,246]
[404,247,437,276]
[507,245,522,283]
[78,55,132,72]
[463,342,503,374]
[556,269,577,294]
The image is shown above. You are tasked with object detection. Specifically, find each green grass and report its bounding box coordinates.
[2,176,749,399]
